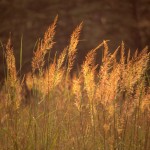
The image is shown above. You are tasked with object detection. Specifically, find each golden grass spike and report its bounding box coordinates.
[102,40,109,63]
[72,76,82,111]
[5,37,22,110]
[138,46,148,58]
[99,41,111,78]
[127,49,131,63]
[97,44,120,106]
[32,16,58,73]
[67,22,83,73]
[133,49,138,59]
[82,43,104,125]
[84,42,104,70]
[57,47,67,70]
[72,76,81,99]
[43,15,58,51]
[110,46,120,64]
[26,73,33,91]
[82,43,103,96]
[5,37,17,82]
[121,46,149,94]
[42,58,64,95]
[120,41,125,65]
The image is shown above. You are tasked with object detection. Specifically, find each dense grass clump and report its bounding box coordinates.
[0,17,150,150]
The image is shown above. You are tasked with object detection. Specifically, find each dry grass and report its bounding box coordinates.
[0,18,150,150]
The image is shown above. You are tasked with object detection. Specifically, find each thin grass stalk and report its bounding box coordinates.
[19,35,23,76]
[0,40,7,78]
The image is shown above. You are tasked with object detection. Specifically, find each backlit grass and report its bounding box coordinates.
[0,17,149,150]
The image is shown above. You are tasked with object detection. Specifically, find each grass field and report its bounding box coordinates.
[0,17,150,150]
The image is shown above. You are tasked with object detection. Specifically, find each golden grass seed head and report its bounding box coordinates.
[67,22,83,73]
[32,16,58,73]
[5,38,17,82]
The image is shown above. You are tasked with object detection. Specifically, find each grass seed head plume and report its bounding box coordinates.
[42,49,67,95]
[120,41,125,67]
[99,40,111,79]
[102,40,109,63]
[84,42,104,70]
[140,87,150,113]
[57,47,67,70]
[32,16,58,73]
[40,60,64,95]
[120,46,149,94]
[27,41,65,96]
[127,49,131,63]
[5,37,17,82]
[97,44,120,105]
[82,43,104,126]
[98,40,117,84]
[82,43,103,100]
[4,37,22,110]
[67,22,83,74]
[26,72,33,91]
[72,76,82,111]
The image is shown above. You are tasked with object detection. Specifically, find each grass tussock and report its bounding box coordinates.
[0,17,150,150]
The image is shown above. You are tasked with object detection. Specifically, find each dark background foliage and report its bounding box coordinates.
[0,0,150,77]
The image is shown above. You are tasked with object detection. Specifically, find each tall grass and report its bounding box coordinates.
[0,17,150,150]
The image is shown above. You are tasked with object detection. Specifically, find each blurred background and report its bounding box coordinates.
[0,0,150,78]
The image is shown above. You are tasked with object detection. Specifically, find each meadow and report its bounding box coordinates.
[0,17,150,150]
